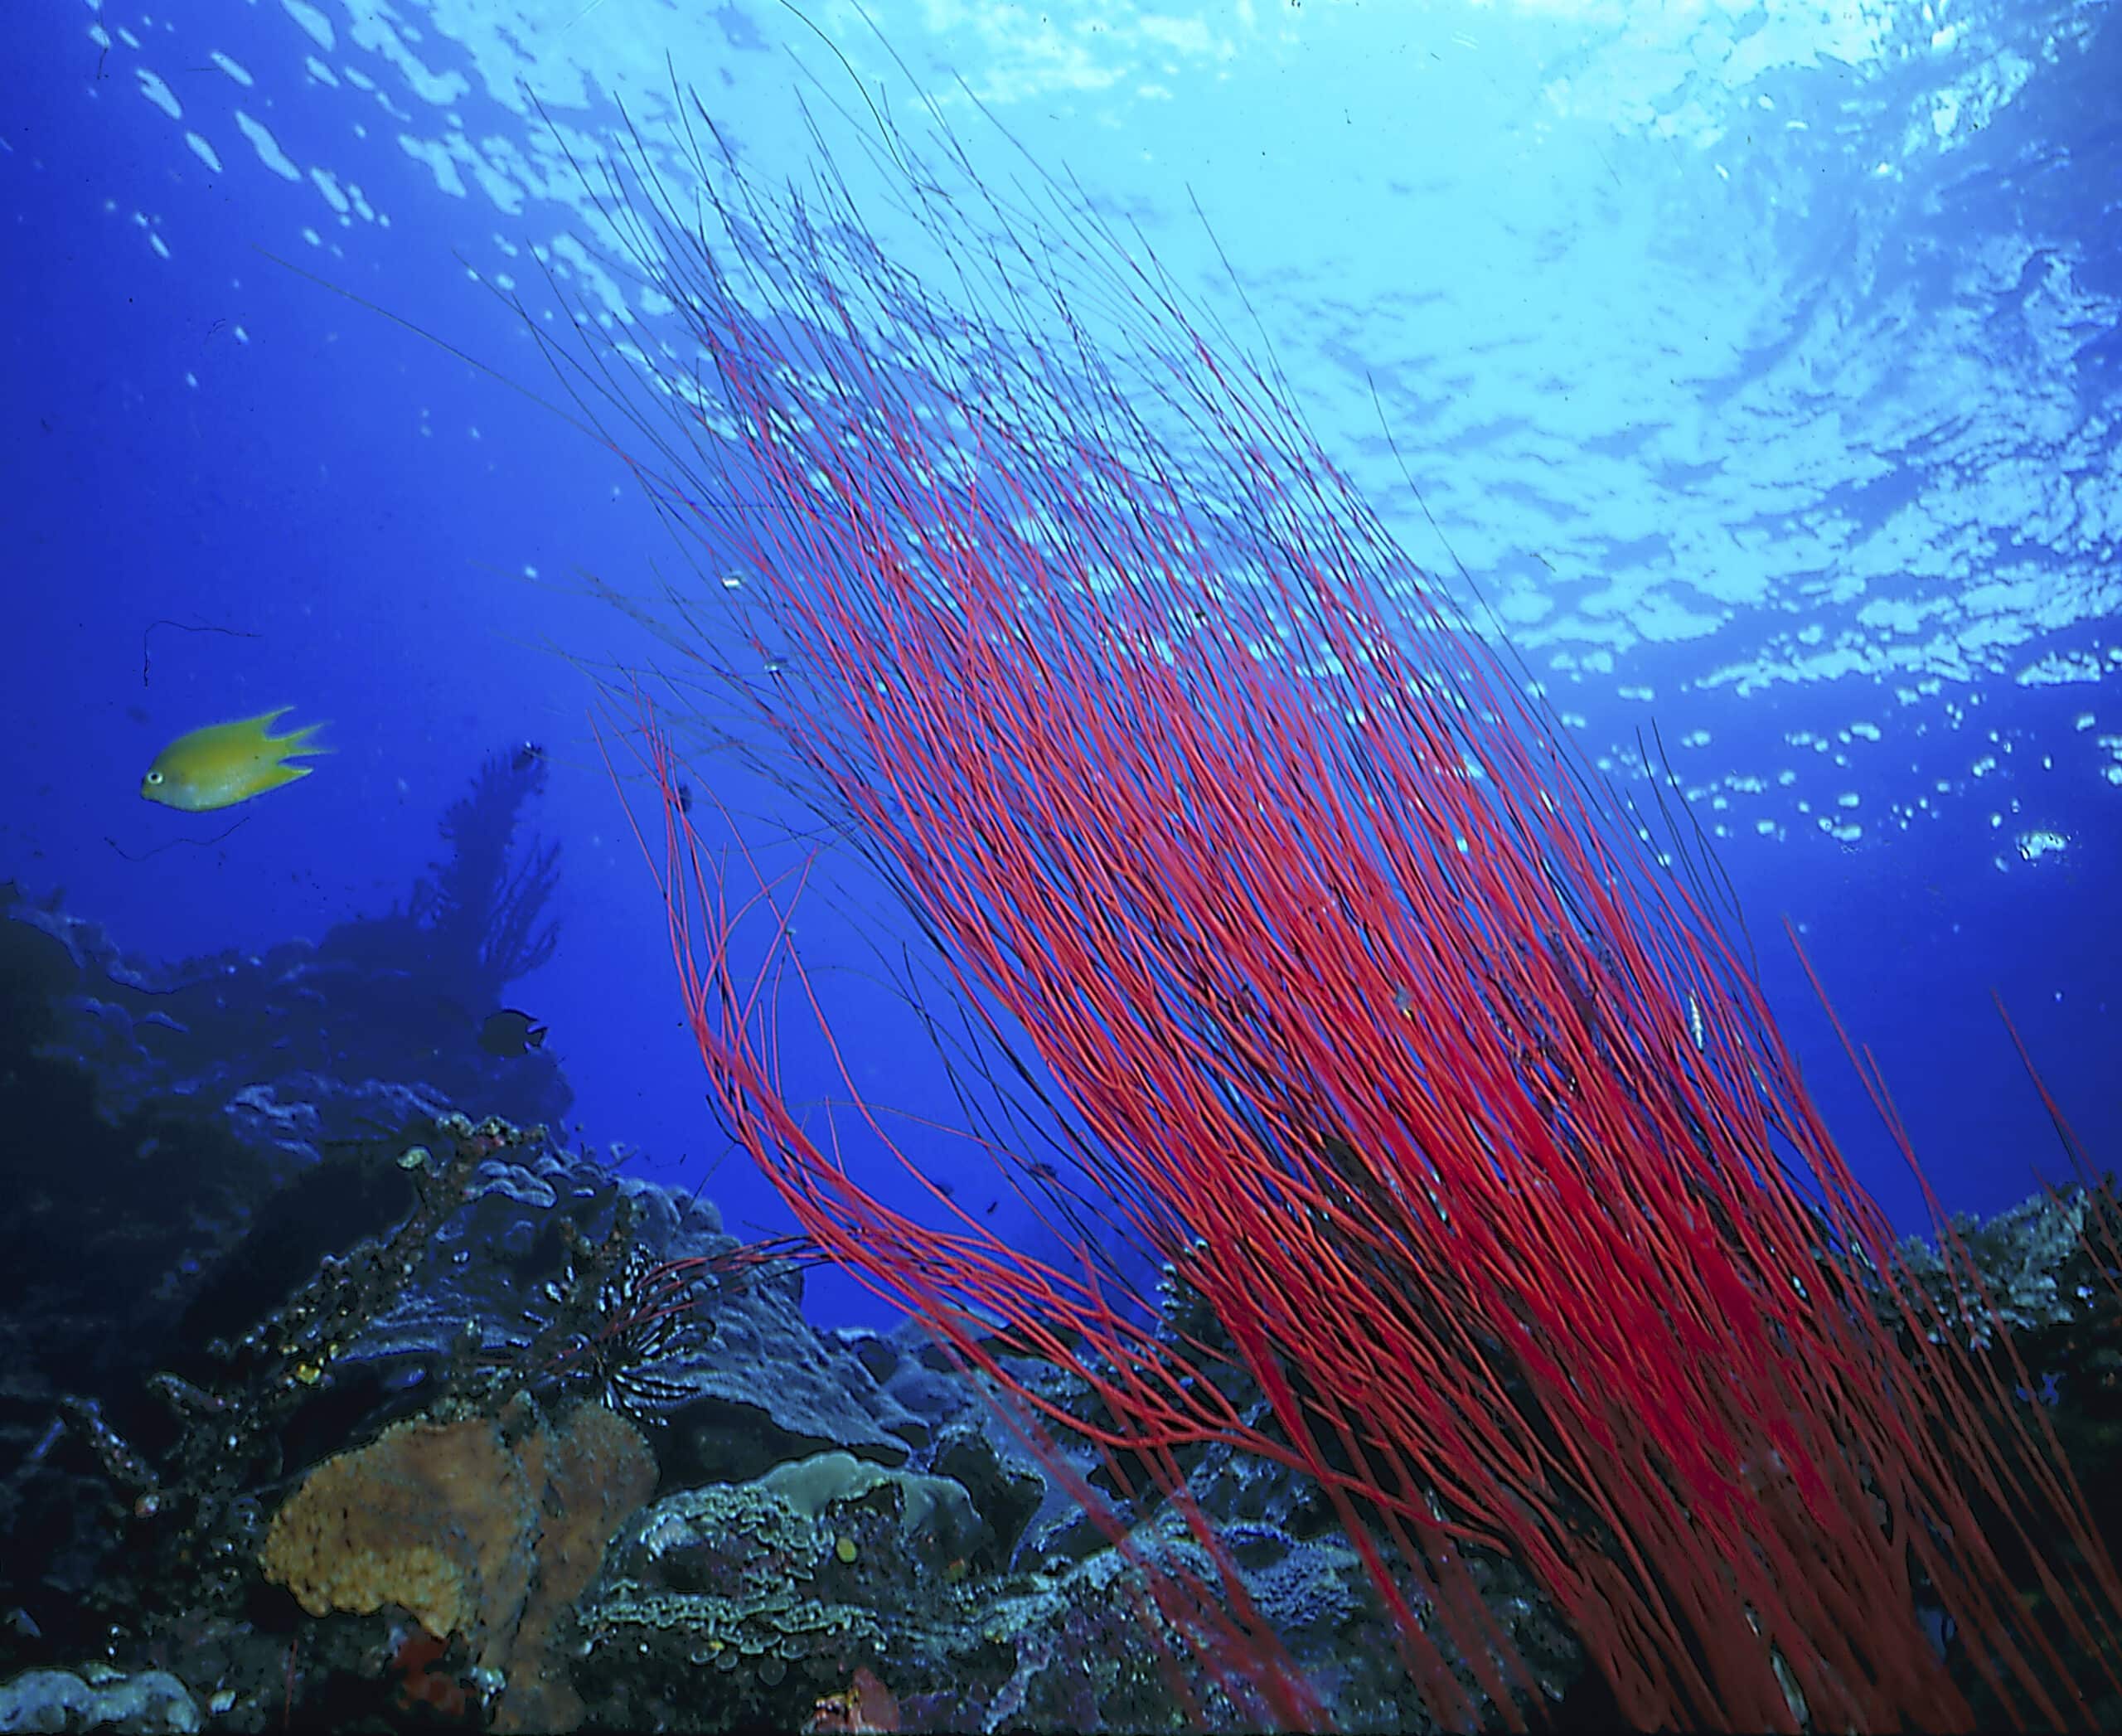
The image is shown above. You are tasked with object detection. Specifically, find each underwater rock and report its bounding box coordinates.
[3,839,571,1142]
[258,1394,656,1734]
[327,1135,932,1478]
[1895,1186,2115,1336]
[0,1666,199,1733]
[759,1450,985,1559]
[587,1477,892,1728]
[220,1077,460,1171]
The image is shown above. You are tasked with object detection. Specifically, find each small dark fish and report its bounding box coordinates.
[478,1008,549,1058]
[512,741,545,773]
[676,781,694,814]
[1022,1159,1059,1182]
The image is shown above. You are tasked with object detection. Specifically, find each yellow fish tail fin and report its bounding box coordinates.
[274,719,333,760]
[249,760,317,796]
[239,705,296,732]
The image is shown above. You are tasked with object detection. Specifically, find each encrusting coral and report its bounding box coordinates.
[258,1395,656,1731]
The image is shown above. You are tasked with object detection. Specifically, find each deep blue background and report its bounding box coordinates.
[5,0,2117,1327]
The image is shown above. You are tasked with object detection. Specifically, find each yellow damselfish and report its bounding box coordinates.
[140,708,331,812]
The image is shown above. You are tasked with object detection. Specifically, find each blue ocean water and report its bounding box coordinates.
[5,0,2116,1332]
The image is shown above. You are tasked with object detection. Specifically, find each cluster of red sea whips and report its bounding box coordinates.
[541,72,2122,1733]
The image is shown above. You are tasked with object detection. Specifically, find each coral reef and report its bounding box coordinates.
[327,1135,932,1476]
[0,1666,200,1733]
[259,1395,656,1732]
[1,873,2115,1732]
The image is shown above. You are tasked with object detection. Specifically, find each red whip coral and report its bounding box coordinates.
[553,73,2121,1732]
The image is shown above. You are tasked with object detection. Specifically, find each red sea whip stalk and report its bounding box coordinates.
[535,80,2122,1729]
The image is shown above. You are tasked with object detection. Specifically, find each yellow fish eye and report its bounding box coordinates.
[143,769,164,786]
